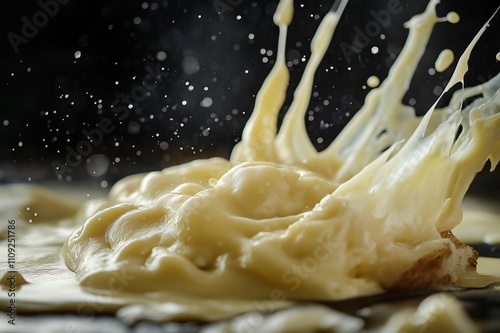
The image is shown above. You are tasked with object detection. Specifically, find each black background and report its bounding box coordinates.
[0,0,499,190]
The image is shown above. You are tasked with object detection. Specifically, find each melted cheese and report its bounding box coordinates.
[383,293,479,333]
[1,0,500,330]
[63,0,500,302]
[435,49,454,72]
[367,76,381,88]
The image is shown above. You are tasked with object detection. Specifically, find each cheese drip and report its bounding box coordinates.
[63,0,500,303]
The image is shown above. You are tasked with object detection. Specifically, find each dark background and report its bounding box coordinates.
[0,0,499,190]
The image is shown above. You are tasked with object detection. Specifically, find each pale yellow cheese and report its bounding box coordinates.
[435,49,454,72]
[1,0,500,329]
[383,294,479,333]
[63,0,500,302]
[367,76,380,88]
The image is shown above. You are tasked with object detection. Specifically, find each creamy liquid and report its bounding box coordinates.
[435,49,454,72]
[367,75,380,88]
[1,0,500,331]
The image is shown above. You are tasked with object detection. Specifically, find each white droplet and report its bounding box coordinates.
[86,154,110,177]
[159,141,169,150]
[156,51,167,61]
[200,97,213,108]
[182,56,200,75]
[128,122,141,134]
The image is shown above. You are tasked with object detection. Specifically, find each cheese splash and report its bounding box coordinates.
[63,0,500,303]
